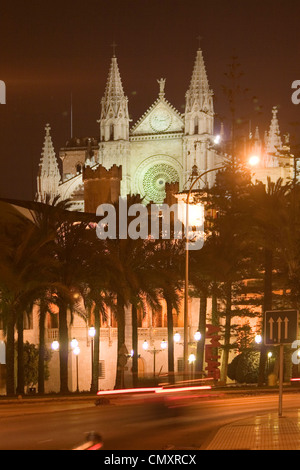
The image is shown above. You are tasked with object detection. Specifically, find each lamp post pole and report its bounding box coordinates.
[89,327,96,392]
[183,153,260,374]
[184,165,225,374]
[143,340,167,378]
[73,346,80,393]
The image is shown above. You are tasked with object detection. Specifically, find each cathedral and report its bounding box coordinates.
[36,47,295,211]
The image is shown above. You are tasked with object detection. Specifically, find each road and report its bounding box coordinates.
[0,390,300,450]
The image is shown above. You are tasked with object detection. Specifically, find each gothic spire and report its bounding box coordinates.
[266,106,283,155]
[185,48,213,113]
[99,54,129,141]
[37,123,61,202]
[184,48,214,136]
[102,56,126,107]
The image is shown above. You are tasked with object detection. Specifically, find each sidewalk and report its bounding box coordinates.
[202,410,300,450]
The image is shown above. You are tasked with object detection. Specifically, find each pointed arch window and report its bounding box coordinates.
[194,116,199,134]
[109,124,114,141]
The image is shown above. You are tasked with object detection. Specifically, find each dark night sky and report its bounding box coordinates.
[0,0,300,201]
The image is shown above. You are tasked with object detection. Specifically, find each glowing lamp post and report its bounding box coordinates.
[89,327,96,392]
[51,340,59,351]
[194,330,201,342]
[188,353,196,382]
[174,332,181,343]
[255,334,262,345]
[73,346,80,393]
[249,155,260,167]
[182,156,260,376]
[143,340,167,377]
[70,338,78,350]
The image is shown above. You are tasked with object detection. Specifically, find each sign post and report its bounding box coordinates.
[264,309,298,417]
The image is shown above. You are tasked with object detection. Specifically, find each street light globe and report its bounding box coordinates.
[143,340,149,350]
[255,334,262,344]
[73,346,80,356]
[194,330,201,342]
[88,327,96,338]
[249,155,260,166]
[268,351,273,358]
[71,338,79,349]
[214,135,221,145]
[188,353,196,364]
[174,332,181,343]
[51,340,59,351]
[161,339,167,350]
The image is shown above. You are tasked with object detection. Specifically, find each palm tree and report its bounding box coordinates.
[245,178,292,384]
[106,235,162,389]
[199,163,257,382]
[150,239,184,384]
[33,197,75,394]
[0,202,57,395]
[100,195,184,389]
[53,219,94,393]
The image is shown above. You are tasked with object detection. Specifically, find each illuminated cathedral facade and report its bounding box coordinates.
[36,47,295,211]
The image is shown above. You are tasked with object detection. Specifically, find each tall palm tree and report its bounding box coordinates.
[150,239,184,384]
[53,219,94,393]
[0,204,56,395]
[245,178,292,384]
[101,195,183,389]
[106,235,162,389]
[29,195,73,394]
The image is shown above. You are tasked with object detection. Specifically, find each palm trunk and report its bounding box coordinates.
[92,306,100,393]
[132,304,138,388]
[220,281,232,383]
[166,298,175,384]
[196,290,207,374]
[58,303,69,394]
[211,281,218,327]
[16,312,24,395]
[258,247,273,386]
[115,296,125,389]
[6,306,15,396]
[38,303,46,394]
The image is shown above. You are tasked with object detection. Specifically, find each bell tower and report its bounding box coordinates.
[98,49,131,196]
[183,48,215,187]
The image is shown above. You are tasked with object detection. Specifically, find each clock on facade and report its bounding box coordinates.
[150,109,172,132]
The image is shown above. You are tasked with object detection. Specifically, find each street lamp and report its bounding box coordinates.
[89,327,96,391]
[249,155,260,166]
[183,165,225,374]
[71,338,79,350]
[51,340,59,351]
[143,340,167,377]
[194,330,201,342]
[174,332,181,343]
[188,353,196,382]
[183,157,260,374]
[255,334,262,344]
[73,345,80,393]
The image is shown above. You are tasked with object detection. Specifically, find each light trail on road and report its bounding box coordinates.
[0,391,299,449]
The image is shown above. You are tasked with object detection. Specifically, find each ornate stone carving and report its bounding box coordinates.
[142,163,179,203]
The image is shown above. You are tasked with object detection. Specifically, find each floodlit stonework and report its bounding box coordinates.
[36,49,295,210]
